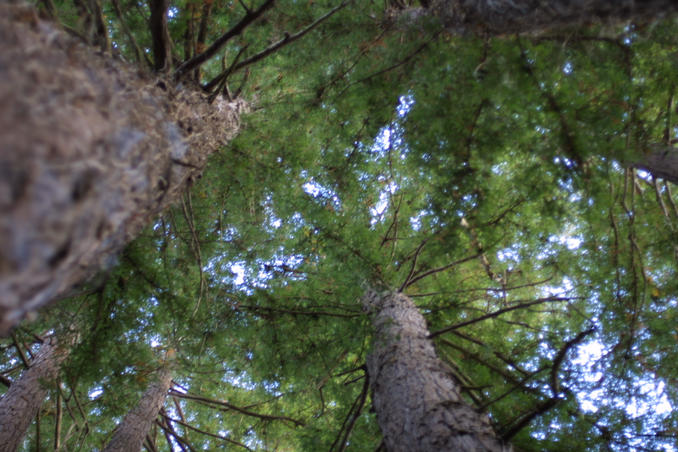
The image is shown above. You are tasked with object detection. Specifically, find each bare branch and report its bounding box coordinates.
[403,253,481,290]
[231,1,350,71]
[330,374,369,452]
[160,412,253,451]
[204,1,351,92]
[169,390,305,427]
[174,0,276,80]
[398,238,428,292]
[428,296,578,339]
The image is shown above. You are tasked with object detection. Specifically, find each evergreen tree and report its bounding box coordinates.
[0,333,75,452]
[103,366,173,452]
[2,1,678,450]
[363,290,509,451]
[0,3,243,332]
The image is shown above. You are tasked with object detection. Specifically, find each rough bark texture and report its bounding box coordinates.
[103,367,172,452]
[0,336,72,452]
[363,290,511,452]
[402,0,678,35]
[0,4,246,333]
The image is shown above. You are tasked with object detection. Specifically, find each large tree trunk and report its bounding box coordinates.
[0,335,72,452]
[103,367,172,452]
[403,1,678,35]
[0,4,245,333]
[363,290,510,451]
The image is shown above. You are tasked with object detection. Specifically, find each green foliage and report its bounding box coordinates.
[6,1,678,450]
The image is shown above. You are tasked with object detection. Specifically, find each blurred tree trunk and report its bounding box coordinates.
[103,367,173,452]
[0,335,73,452]
[363,290,511,452]
[401,0,678,35]
[634,145,678,185]
[0,5,244,333]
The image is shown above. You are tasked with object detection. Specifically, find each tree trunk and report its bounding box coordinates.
[363,290,511,451]
[0,335,72,452]
[402,0,678,35]
[103,367,173,452]
[633,145,678,185]
[0,4,245,333]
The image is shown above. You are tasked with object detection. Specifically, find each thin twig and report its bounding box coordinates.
[169,390,305,427]
[404,253,482,290]
[339,34,438,97]
[428,296,577,339]
[160,413,253,451]
[499,327,595,441]
[207,44,249,103]
[331,374,369,452]
[10,332,30,368]
[174,0,276,80]
[145,435,160,452]
[54,383,63,450]
[180,193,205,318]
[549,327,595,396]
[231,2,350,72]
[157,416,193,452]
[398,239,428,292]
[205,1,351,91]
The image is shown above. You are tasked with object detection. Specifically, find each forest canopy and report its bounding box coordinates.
[2,0,678,450]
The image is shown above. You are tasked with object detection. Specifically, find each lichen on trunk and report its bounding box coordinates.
[0,4,246,333]
[363,289,511,451]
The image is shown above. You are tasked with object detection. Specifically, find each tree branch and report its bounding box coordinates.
[398,238,428,292]
[549,327,596,396]
[174,0,276,80]
[499,326,596,441]
[160,412,253,451]
[231,1,350,71]
[169,390,305,426]
[330,373,369,452]
[428,296,578,339]
[204,1,351,92]
[157,414,196,452]
[149,0,172,71]
[400,0,678,36]
[403,252,482,290]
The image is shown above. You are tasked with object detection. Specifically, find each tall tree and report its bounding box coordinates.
[0,334,73,452]
[363,289,510,451]
[103,366,173,452]
[0,3,243,332]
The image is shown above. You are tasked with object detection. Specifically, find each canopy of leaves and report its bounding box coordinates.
[3,1,678,451]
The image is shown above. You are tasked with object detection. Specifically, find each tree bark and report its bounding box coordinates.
[401,1,678,35]
[634,145,678,185]
[0,4,245,333]
[363,290,511,452]
[103,367,173,452]
[0,335,72,452]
